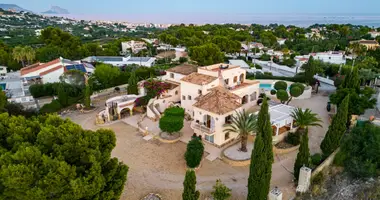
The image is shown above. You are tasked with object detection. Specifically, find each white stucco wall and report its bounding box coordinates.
[41,67,65,83]
[162,72,186,83]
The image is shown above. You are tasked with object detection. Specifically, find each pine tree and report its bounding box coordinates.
[127,71,138,95]
[294,128,311,181]
[247,98,273,200]
[84,85,91,108]
[321,94,350,157]
[182,169,200,200]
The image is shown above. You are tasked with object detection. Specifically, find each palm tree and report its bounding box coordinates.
[290,108,322,133]
[23,46,35,65]
[12,46,35,67]
[12,46,25,67]
[223,110,257,152]
[349,42,367,67]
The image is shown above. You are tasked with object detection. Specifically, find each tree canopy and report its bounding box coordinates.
[0,114,128,199]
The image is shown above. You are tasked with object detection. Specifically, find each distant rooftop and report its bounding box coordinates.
[166,64,198,75]
[128,57,152,62]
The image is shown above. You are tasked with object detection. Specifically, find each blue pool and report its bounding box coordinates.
[0,83,5,90]
[259,83,273,90]
[259,83,290,91]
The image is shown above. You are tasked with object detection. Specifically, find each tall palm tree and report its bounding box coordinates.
[12,46,25,67]
[290,108,322,133]
[349,42,367,67]
[223,110,257,152]
[23,46,35,65]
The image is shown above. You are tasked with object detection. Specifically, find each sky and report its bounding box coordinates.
[3,0,380,24]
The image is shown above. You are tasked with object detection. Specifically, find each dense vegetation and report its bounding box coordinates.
[336,123,380,178]
[0,113,128,199]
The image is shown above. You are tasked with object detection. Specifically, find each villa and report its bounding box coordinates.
[148,63,261,146]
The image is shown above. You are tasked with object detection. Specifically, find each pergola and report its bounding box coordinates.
[269,104,296,136]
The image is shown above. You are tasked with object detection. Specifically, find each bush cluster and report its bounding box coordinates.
[184,137,204,168]
[285,131,301,145]
[29,83,83,98]
[164,107,185,117]
[159,116,184,134]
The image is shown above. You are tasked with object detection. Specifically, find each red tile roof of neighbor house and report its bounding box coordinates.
[39,65,63,76]
[20,58,61,76]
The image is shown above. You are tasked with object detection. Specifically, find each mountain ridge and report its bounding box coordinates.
[0,4,32,13]
[42,6,70,14]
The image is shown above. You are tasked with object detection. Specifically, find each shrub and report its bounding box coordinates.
[276,89,289,104]
[185,137,204,168]
[285,131,300,145]
[289,86,303,98]
[211,179,232,200]
[311,172,325,185]
[159,115,184,134]
[39,100,62,113]
[311,153,323,166]
[270,89,277,95]
[339,123,380,178]
[179,57,188,63]
[164,107,185,117]
[333,150,347,166]
[5,103,37,118]
[274,81,288,91]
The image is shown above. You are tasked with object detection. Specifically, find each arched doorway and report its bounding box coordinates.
[120,108,131,119]
[242,95,248,104]
[239,73,245,83]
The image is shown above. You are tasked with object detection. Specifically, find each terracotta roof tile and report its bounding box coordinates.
[193,86,242,115]
[39,65,63,76]
[180,72,217,85]
[21,58,61,76]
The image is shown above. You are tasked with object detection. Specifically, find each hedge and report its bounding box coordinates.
[164,107,185,117]
[185,138,204,168]
[29,83,83,98]
[159,115,184,134]
[39,100,63,114]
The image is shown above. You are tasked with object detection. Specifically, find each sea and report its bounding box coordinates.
[46,13,380,27]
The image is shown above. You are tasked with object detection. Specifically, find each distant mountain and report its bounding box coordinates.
[0,4,32,13]
[42,6,69,14]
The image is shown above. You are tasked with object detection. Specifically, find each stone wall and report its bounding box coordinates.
[273,144,300,155]
[311,148,340,178]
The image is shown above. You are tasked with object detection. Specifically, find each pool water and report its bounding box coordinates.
[259,83,273,90]
[0,83,5,90]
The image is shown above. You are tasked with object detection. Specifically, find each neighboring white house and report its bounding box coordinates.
[369,31,380,38]
[311,51,346,64]
[121,40,147,55]
[35,29,42,36]
[277,38,287,45]
[82,56,156,67]
[0,66,7,77]
[20,57,95,84]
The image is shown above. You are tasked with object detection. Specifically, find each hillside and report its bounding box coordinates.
[0,4,31,13]
[42,6,69,14]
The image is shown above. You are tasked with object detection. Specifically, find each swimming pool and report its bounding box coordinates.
[0,83,5,90]
[259,83,273,90]
[259,83,290,91]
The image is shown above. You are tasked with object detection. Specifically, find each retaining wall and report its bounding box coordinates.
[311,148,340,178]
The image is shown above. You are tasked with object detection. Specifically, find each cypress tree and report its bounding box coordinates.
[57,84,68,106]
[321,94,350,157]
[294,128,311,181]
[348,67,360,91]
[247,98,273,200]
[127,71,138,95]
[182,169,200,200]
[84,85,91,108]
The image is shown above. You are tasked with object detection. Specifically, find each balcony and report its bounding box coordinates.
[191,121,215,135]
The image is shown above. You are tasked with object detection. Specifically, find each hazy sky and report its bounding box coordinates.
[4,0,380,24]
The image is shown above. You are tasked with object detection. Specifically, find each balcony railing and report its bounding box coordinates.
[191,122,215,135]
